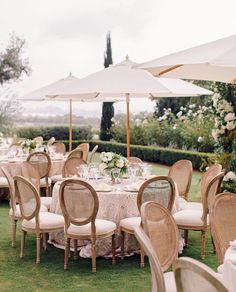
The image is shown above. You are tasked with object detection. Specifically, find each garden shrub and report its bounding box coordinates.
[15,126,93,141]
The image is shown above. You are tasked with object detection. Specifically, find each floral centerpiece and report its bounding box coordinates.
[222,171,236,192]
[21,139,37,153]
[99,152,128,175]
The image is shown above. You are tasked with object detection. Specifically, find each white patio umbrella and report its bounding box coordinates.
[138,34,236,83]
[19,73,95,151]
[47,58,213,157]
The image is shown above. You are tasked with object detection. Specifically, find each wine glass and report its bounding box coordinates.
[140,164,151,179]
[111,168,121,184]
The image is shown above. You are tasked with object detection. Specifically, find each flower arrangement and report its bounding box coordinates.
[211,93,236,151]
[222,171,236,192]
[21,139,37,152]
[99,152,128,174]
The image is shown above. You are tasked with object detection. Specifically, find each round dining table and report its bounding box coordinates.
[49,177,183,258]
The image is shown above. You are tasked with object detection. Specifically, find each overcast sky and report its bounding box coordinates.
[1,0,236,116]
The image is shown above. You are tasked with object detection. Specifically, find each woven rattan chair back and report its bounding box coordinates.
[14,176,41,221]
[59,179,98,231]
[201,164,222,198]
[173,257,228,292]
[68,148,84,160]
[21,161,41,192]
[134,225,166,292]
[201,172,224,227]
[137,176,176,212]
[140,201,179,272]
[87,145,98,163]
[210,192,236,265]
[26,152,51,179]
[1,165,22,211]
[62,157,87,177]
[127,156,143,164]
[53,142,66,155]
[168,160,192,200]
[76,143,90,161]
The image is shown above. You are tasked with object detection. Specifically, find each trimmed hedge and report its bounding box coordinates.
[15,126,92,141]
[62,140,214,170]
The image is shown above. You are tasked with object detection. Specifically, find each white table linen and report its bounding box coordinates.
[49,178,183,258]
[222,246,236,292]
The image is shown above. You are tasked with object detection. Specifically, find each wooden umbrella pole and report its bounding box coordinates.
[69,99,72,152]
[126,93,130,158]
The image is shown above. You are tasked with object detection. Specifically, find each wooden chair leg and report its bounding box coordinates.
[36,233,41,264]
[20,230,27,258]
[64,237,70,270]
[12,219,17,248]
[201,230,206,259]
[184,230,189,248]
[140,247,145,268]
[74,239,78,260]
[91,237,96,273]
[121,230,125,260]
[112,234,116,265]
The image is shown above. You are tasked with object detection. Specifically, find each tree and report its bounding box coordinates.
[100,32,114,141]
[0,34,31,85]
[0,34,31,133]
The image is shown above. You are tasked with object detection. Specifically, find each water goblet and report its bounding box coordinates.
[111,168,121,184]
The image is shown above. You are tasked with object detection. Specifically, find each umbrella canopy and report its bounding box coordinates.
[47,58,213,157]
[138,34,236,83]
[19,73,92,151]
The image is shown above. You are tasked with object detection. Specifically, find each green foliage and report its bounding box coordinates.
[76,140,214,170]
[100,32,114,141]
[15,126,92,141]
[0,34,31,85]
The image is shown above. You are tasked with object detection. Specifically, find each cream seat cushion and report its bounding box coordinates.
[40,177,52,187]
[184,202,202,210]
[67,219,116,237]
[173,210,209,227]
[40,197,52,210]
[9,204,48,218]
[22,212,64,230]
[164,272,177,292]
[120,217,141,231]
[0,177,8,188]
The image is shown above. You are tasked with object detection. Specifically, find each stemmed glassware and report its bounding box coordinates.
[140,164,152,179]
[111,168,121,184]
[77,165,88,179]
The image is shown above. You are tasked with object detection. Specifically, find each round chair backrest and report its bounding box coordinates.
[68,149,83,160]
[168,160,192,200]
[27,151,51,179]
[201,164,222,197]
[21,161,41,192]
[53,142,66,155]
[76,143,90,161]
[210,192,236,264]
[87,145,98,163]
[141,201,179,272]
[173,257,229,292]
[127,156,143,164]
[62,157,87,177]
[14,175,40,220]
[137,175,176,212]
[59,179,98,231]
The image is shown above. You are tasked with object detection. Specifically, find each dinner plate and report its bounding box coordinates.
[123,187,138,192]
[95,188,112,192]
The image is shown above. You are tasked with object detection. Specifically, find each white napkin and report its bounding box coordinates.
[125,182,142,191]
[95,183,112,192]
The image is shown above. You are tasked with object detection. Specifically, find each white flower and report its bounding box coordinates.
[223,171,236,182]
[99,163,107,173]
[116,158,124,168]
[177,111,182,118]
[212,129,218,141]
[226,121,235,131]
[142,119,148,125]
[225,113,235,122]
[197,136,203,142]
[106,152,113,162]
[173,124,177,130]
[135,118,141,126]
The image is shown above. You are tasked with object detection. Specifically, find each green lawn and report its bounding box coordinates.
[0,163,216,292]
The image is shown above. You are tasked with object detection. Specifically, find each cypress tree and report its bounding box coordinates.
[100,32,114,141]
